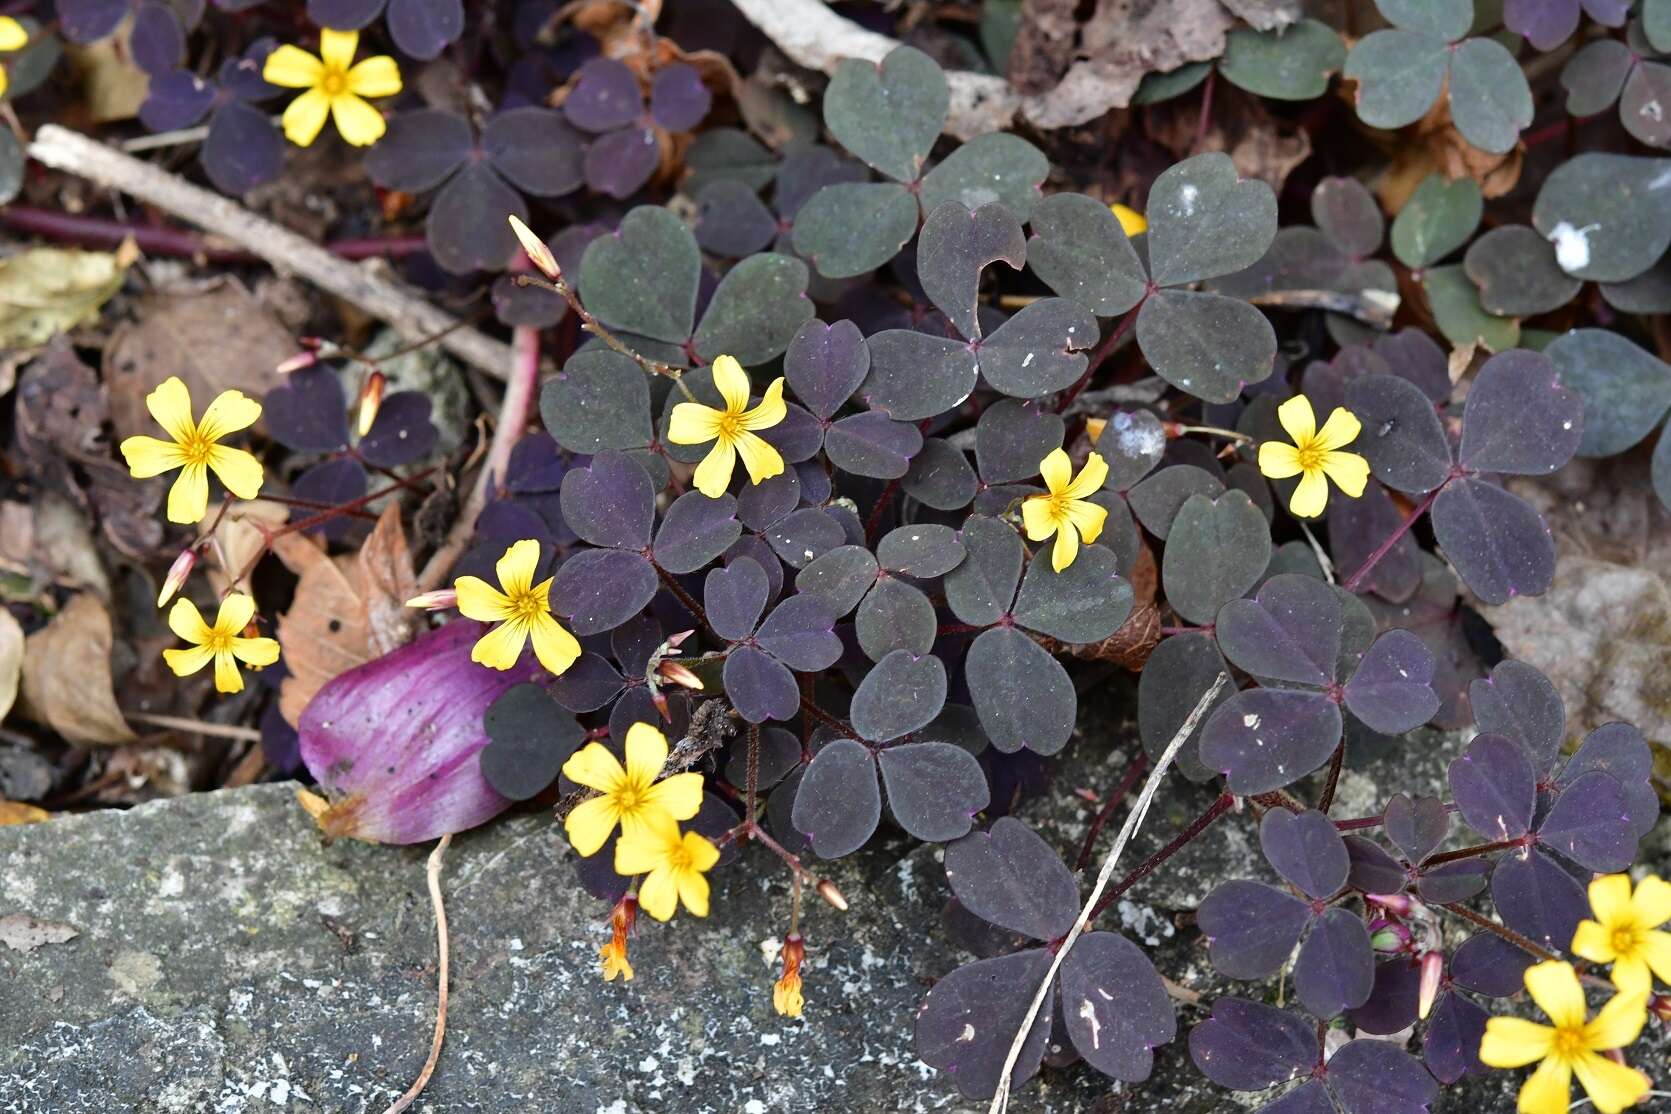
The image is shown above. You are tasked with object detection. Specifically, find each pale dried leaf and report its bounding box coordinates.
[18,593,136,746]
[0,913,78,951]
[0,608,21,723]
[0,248,127,348]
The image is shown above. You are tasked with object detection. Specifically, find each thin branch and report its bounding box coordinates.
[988,672,1228,1114]
[1342,486,1442,593]
[0,205,428,262]
[512,273,690,397]
[125,711,263,742]
[1088,791,1236,922]
[1316,743,1346,813]
[1440,902,1556,964]
[383,833,453,1114]
[1247,288,1400,329]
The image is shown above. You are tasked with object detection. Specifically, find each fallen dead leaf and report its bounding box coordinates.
[274,504,420,725]
[104,275,299,443]
[0,913,78,952]
[66,26,149,123]
[0,247,128,348]
[0,800,49,826]
[0,501,33,575]
[1149,84,1312,191]
[205,498,289,598]
[0,608,21,723]
[18,593,137,746]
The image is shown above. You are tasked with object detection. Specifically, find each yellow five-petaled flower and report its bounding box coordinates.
[1573,873,1671,997]
[1257,395,1370,519]
[1022,448,1109,572]
[1479,959,1650,1114]
[263,28,401,148]
[120,377,265,525]
[452,538,581,676]
[162,593,281,694]
[562,722,704,857]
[667,354,786,498]
[0,17,30,99]
[614,819,720,921]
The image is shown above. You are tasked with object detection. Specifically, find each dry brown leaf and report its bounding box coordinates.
[0,248,127,348]
[104,276,299,443]
[274,505,420,725]
[18,593,137,746]
[0,608,21,723]
[0,801,50,826]
[1148,85,1312,192]
[0,913,78,951]
[66,28,149,123]
[205,498,289,597]
[0,501,33,576]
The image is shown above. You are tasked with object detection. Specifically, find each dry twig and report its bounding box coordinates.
[383,832,454,1114]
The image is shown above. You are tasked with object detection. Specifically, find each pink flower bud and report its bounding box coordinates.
[157,548,197,607]
[1366,892,1412,916]
[358,371,385,438]
[1418,950,1444,1019]
[508,215,560,281]
[404,588,458,611]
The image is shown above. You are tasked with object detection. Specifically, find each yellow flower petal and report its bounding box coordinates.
[262,43,324,89]
[741,377,787,431]
[120,435,187,478]
[454,575,515,622]
[1064,498,1107,546]
[1571,1050,1650,1114]
[231,636,281,667]
[733,430,785,486]
[1631,875,1671,928]
[1515,1054,1571,1114]
[636,864,679,921]
[207,445,265,500]
[1288,467,1329,519]
[212,650,245,693]
[167,462,210,524]
[163,643,216,678]
[1313,406,1363,452]
[1038,447,1072,494]
[1064,452,1108,498]
[564,794,621,857]
[1583,990,1648,1050]
[197,389,262,441]
[691,438,736,498]
[1276,395,1317,446]
[675,862,711,917]
[1590,873,1636,927]
[528,612,581,676]
[563,741,628,795]
[0,17,29,51]
[613,824,672,876]
[166,597,214,644]
[667,401,724,445]
[710,354,751,414]
[623,722,670,788]
[470,617,529,670]
[1258,440,1303,479]
[346,54,401,98]
[496,538,541,598]
[1111,203,1146,236]
[1524,960,1587,1031]
[1573,918,1619,964]
[642,771,704,823]
[684,830,720,871]
[0,67,9,99]
[1021,494,1058,542]
[1638,928,1671,984]
[281,87,332,147]
[1610,954,1654,996]
[1319,450,1369,498]
[318,27,359,73]
[145,376,197,444]
[1051,521,1079,571]
[330,92,387,147]
[1480,1017,1556,1068]
[214,592,256,634]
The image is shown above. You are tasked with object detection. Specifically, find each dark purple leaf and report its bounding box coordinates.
[1538,770,1636,871]
[915,950,1054,1100]
[653,491,741,574]
[1012,545,1133,642]
[201,103,284,196]
[724,535,783,602]
[1560,722,1659,837]
[904,438,978,511]
[755,401,825,465]
[755,594,841,671]
[1384,793,1449,863]
[1431,477,1557,605]
[724,726,803,793]
[426,163,524,275]
[943,515,1022,624]
[855,575,936,660]
[723,644,800,723]
[876,523,965,578]
[943,817,1079,940]
[794,545,878,617]
[860,328,979,421]
[1189,997,1318,1090]
[1451,932,1533,998]
[852,650,947,742]
[1345,835,1407,894]
[559,450,655,549]
[60,0,130,43]
[1326,1038,1438,1114]
[1026,191,1148,317]
[1506,0,1581,51]
[359,392,437,468]
[735,470,799,531]
[292,458,367,541]
[1312,175,1384,258]
[1344,375,1452,494]
[877,740,987,841]
[649,62,710,131]
[1165,491,1272,625]
[132,3,186,75]
[694,178,777,257]
[547,653,624,712]
[1261,1081,1336,1114]
[1260,808,1349,899]
[1215,573,1343,686]
[141,70,216,131]
[1350,958,1420,1035]
[790,737,880,856]
[1416,858,1490,904]
[1458,350,1582,476]
[973,398,1064,486]
[965,626,1076,755]
[1198,880,1311,978]
[784,319,869,421]
[218,40,281,103]
[1342,630,1438,734]
[485,107,586,198]
[1329,481,1422,603]
[977,297,1096,399]
[1449,732,1536,841]
[1424,991,1489,1083]
[551,548,657,635]
[307,0,382,29]
[917,200,1026,341]
[825,411,923,479]
[1138,633,1234,782]
[1295,908,1374,1019]
[479,682,583,800]
[705,556,770,641]
[565,58,643,132]
[774,145,866,222]
[1372,329,1451,403]
[1490,850,1588,952]
[1200,688,1344,795]
[541,349,653,455]
[264,367,349,453]
[1127,465,1226,539]
[1058,932,1175,1080]
[1094,410,1167,491]
[387,0,464,60]
[364,109,473,194]
[584,126,661,199]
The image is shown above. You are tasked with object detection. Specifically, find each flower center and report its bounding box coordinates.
[666,843,693,871]
[180,430,215,467]
[1045,492,1072,524]
[1612,924,1640,955]
[205,628,234,654]
[1552,1025,1588,1061]
[321,69,348,97]
[509,590,545,621]
[715,410,744,443]
[1295,439,1325,473]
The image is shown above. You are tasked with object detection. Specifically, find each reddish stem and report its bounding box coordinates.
[0,205,429,262]
[1421,838,1521,868]
[1441,902,1557,963]
[1316,743,1346,813]
[1341,486,1443,593]
[1076,752,1149,871]
[1055,301,1144,414]
[1087,792,1234,922]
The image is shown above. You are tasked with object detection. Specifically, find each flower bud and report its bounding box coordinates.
[1650,994,1671,1024]
[157,548,197,608]
[508,214,560,281]
[276,337,322,375]
[358,370,386,438]
[599,894,637,982]
[1084,417,1107,444]
[404,588,458,611]
[1418,950,1444,1020]
[1367,892,1413,916]
[1370,921,1411,952]
[655,659,703,691]
[774,933,806,1018]
[816,877,848,912]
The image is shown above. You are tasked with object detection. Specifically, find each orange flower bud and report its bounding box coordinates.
[157,548,197,608]
[358,370,386,438]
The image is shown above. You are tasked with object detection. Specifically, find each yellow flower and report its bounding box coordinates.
[1479,960,1651,1114]
[1111,203,1146,236]
[1021,448,1109,572]
[119,377,265,525]
[262,28,401,148]
[599,895,636,982]
[614,820,720,921]
[453,539,581,675]
[774,933,806,1017]
[666,354,786,498]
[0,17,30,99]
[1257,395,1370,519]
[162,593,281,694]
[562,722,704,857]
[1573,874,1671,997]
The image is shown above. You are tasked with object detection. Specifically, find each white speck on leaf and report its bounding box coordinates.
[1077,998,1102,1049]
[1548,221,1598,273]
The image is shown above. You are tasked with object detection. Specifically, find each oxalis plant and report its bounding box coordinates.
[99,4,1671,1111]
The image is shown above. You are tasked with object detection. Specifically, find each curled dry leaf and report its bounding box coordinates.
[1149,84,1312,191]
[0,247,128,349]
[205,498,289,598]
[274,504,420,725]
[18,593,137,747]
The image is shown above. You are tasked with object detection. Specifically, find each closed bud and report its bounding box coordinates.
[816,877,848,912]
[508,214,560,281]
[157,548,197,607]
[1370,926,1409,953]
[404,588,458,611]
[1367,892,1413,916]
[1418,950,1444,1020]
[1650,994,1671,1024]
[358,371,386,438]
[276,337,323,375]
[656,659,703,691]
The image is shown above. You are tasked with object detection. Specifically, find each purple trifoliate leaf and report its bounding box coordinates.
[1197,879,1312,979]
[1342,629,1439,734]
[943,817,1079,941]
[1188,997,1318,1090]
[1490,849,1588,952]
[1200,688,1344,795]
[876,740,988,842]
[1324,1038,1439,1114]
[1214,572,1343,687]
[1260,808,1350,899]
[1294,907,1374,1019]
[915,950,1055,1100]
[1057,932,1175,1081]
[1458,349,1582,476]
[1537,769,1637,872]
[722,644,800,723]
[790,737,880,857]
[1470,659,1565,775]
[1448,732,1536,841]
[704,556,770,641]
